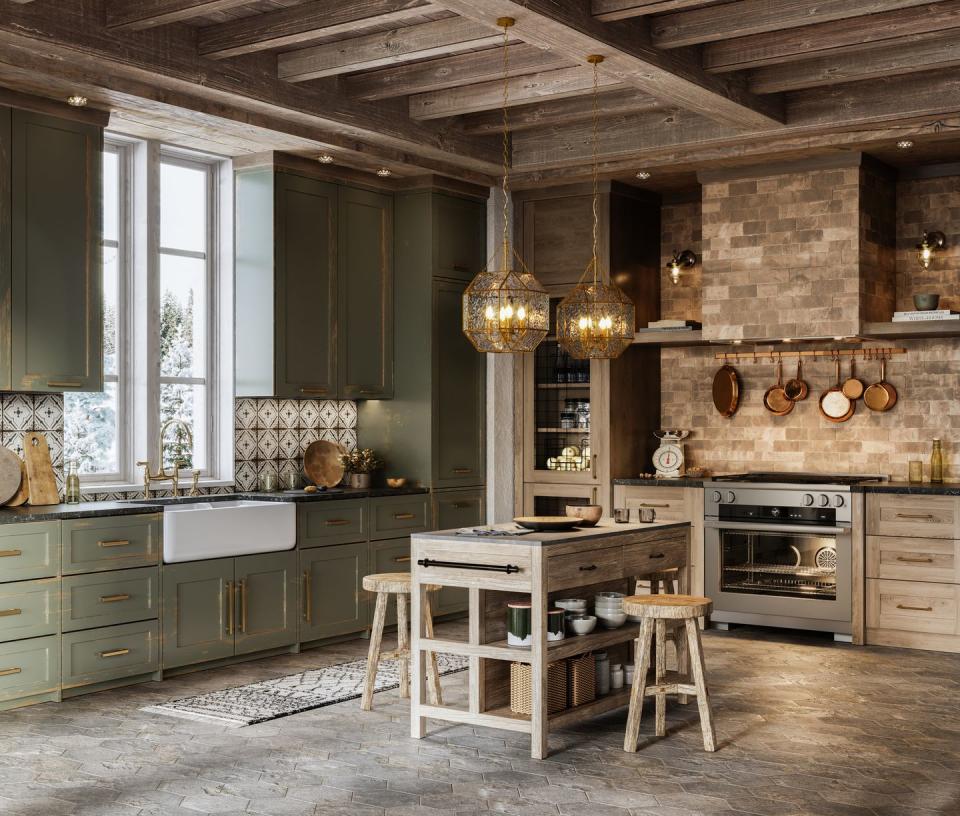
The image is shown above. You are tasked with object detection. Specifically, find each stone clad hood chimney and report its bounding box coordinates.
[697,154,896,342]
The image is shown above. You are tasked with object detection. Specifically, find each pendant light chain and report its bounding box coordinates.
[590,56,600,289]
[500,20,511,268]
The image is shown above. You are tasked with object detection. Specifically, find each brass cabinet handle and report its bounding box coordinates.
[649,552,665,559]
[303,570,312,624]
[99,594,130,604]
[325,519,351,526]
[896,603,933,612]
[240,579,248,634]
[299,387,327,394]
[48,380,83,388]
[394,555,411,564]
[226,580,235,636]
[452,468,472,475]
[359,388,379,394]
[98,540,130,548]
[0,549,22,558]
[895,513,937,520]
[896,556,934,564]
[452,502,470,510]
[0,608,22,617]
[99,648,130,658]
[0,667,22,677]
[591,454,597,478]
[579,564,598,572]
[393,512,415,520]
[640,503,670,509]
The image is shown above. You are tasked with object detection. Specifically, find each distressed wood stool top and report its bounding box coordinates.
[362,572,440,594]
[623,594,712,619]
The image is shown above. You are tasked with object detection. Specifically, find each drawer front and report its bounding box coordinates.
[61,567,159,632]
[62,514,160,574]
[373,537,411,574]
[370,495,429,540]
[619,487,689,521]
[0,635,59,703]
[866,579,959,635]
[622,535,688,579]
[0,578,59,642]
[0,521,59,582]
[867,495,960,539]
[61,620,160,689]
[298,500,367,547]
[866,536,958,583]
[547,545,623,593]
[434,489,485,530]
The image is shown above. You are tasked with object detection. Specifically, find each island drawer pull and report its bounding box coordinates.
[649,552,666,559]
[99,648,130,659]
[325,519,351,526]
[0,608,22,617]
[579,564,598,572]
[0,549,22,558]
[895,513,937,520]
[896,556,934,564]
[0,667,22,677]
[303,571,312,624]
[640,503,670,509]
[99,594,130,604]
[417,558,519,574]
[393,512,416,520]
[896,603,933,612]
[452,468,472,475]
[394,555,411,564]
[98,539,130,548]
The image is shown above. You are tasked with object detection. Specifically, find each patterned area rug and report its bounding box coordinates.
[141,654,468,727]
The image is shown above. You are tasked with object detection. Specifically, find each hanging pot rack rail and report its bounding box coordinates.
[714,347,907,362]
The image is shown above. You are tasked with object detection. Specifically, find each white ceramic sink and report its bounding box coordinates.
[163,500,297,563]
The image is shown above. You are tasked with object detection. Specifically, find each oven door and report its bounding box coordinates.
[704,520,852,629]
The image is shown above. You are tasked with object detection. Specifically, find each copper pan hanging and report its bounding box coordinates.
[763,357,794,416]
[784,358,808,402]
[819,358,855,423]
[712,356,740,418]
[864,352,898,412]
[841,357,865,401]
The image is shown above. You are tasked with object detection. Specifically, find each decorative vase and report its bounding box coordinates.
[349,472,371,489]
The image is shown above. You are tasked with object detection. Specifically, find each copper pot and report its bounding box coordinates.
[763,359,794,416]
[864,356,898,412]
[819,359,854,423]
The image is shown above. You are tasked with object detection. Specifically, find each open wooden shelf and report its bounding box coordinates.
[536,427,591,434]
[536,383,590,390]
[860,320,960,340]
[487,621,644,664]
[484,686,633,728]
[632,330,706,347]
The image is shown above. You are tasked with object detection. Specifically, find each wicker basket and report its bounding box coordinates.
[567,652,596,708]
[510,662,567,716]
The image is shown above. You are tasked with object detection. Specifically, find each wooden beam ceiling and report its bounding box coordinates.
[105,0,253,30]
[591,0,725,21]
[428,0,785,129]
[278,17,512,82]
[198,0,443,59]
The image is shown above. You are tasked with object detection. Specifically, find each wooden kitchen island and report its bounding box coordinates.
[409,520,691,758]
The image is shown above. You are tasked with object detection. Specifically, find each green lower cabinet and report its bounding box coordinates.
[234,551,298,656]
[0,635,59,706]
[370,537,411,627]
[0,578,59,642]
[62,567,159,632]
[0,521,59,582]
[162,558,234,669]
[61,621,159,691]
[300,541,368,642]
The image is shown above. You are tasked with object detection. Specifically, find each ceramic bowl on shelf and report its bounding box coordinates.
[565,504,602,527]
[385,477,407,488]
[555,598,588,612]
[568,614,597,636]
[595,591,625,602]
[913,293,941,311]
[597,610,627,629]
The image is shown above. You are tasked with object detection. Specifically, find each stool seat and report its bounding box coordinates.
[623,594,712,620]
[362,573,440,594]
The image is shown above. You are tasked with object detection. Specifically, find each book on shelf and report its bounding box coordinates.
[641,319,702,331]
[891,311,959,322]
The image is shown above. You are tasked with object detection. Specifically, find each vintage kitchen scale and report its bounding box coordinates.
[652,430,689,478]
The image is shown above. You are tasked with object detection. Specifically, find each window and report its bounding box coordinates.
[64,138,231,488]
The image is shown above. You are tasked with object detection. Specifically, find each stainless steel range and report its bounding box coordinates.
[703,472,882,641]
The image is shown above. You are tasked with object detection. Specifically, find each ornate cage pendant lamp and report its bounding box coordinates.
[556,55,635,360]
[462,18,549,354]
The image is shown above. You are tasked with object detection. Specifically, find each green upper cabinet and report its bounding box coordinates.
[3,108,103,393]
[338,186,393,400]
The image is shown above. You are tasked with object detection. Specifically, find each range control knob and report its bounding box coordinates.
[819,494,830,507]
[802,493,815,507]
[711,490,722,503]
[833,494,845,508]
[725,491,736,504]
[770,507,781,518]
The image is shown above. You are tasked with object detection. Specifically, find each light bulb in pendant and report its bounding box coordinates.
[485,305,495,320]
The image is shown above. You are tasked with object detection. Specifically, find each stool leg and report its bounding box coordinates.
[664,576,676,594]
[424,591,442,706]
[623,618,654,752]
[674,626,689,705]
[397,592,410,699]
[654,618,667,737]
[685,618,717,752]
[362,591,389,711]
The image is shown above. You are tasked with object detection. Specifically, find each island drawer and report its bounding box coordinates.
[866,536,958,584]
[866,579,959,635]
[547,545,622,592]
[866,495,960,539]
[61,515,161,574]
[414,539,533,591]
[0,522,59,583]
[622,535,687,579]
[61,567,159,632]
[0,578,59,642]
[298,501,367,547]
[61,620,160,689]
[0,635,59,703]
[370,495,429,540]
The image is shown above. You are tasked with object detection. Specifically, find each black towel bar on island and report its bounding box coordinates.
[416,558,521,574]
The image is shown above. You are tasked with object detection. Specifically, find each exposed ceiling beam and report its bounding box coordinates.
[705,0,960,73]
[198,0,442,59]
[410,65,625,120]
[343,43,571,101]
[749,32,960,94]
[278,17,512,82]
[429,0,785,129]
[105,0,253,30]
[592,0,725,21]
[456,87,662,134]
[652,0,938,48]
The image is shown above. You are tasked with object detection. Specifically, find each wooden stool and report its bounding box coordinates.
[361,573,442,712]
[634,569,687,702]
[622,594,716,753]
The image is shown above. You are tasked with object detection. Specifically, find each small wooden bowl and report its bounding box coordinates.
[386,477,407,489]
[566,504,602,527]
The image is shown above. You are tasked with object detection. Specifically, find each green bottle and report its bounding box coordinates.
[930,439,944,484]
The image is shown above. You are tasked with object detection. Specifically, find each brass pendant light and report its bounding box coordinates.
[556,55,635,360]
[462,18,549,354]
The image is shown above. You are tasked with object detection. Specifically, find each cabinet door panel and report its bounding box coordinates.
[338,187,393,399]
[61,621,159,690]
[11,110,102,392]
[433,278,484,488]
[161,559,234,669]
[371,537,409,627]
[234,550,298,656]
[0,635,59,704]
[300,542,367,642]
[275,172,338,398]
[434,194,485,280]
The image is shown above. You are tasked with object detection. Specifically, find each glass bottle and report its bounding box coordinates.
[65,459,81,504]
[930,439,944,484]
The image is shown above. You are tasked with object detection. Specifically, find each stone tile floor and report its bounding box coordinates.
[1,624,959,816]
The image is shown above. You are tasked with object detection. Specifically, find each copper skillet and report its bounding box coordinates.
[784,358,808,402]
[763,357,794,416]
[712,355,740,418]
[819,358,855,423]
[864,352,898,412]
[841,357,864,401]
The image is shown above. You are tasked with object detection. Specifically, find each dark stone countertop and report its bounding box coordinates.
[612,477,705,488]
[859,481,960,496]
[0,501,165,525]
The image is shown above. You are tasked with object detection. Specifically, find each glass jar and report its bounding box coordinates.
[65,459,81,504]
[610,663,624,690]
[908,460,923,484]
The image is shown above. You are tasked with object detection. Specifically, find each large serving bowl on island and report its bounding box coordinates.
[565,504,602,527]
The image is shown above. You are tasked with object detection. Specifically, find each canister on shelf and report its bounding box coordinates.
[594,651,610,696]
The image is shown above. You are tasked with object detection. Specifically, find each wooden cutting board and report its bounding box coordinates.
[0,448,23,505]
[6,461,29,507]
[23,432,59,506]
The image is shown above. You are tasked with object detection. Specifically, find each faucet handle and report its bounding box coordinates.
[190,470,201,497]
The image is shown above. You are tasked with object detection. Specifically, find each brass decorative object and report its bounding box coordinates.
[556,55,635,360]
[462,18,549,354]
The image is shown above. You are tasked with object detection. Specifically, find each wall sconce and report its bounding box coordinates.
[916,230,946,269]
[666,249,697,285]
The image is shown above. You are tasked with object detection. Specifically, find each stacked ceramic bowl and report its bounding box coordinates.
[595,591,627,629]
[555,598,596,636]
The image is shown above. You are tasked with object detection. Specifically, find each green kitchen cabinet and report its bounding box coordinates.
[0,521,59,583]
[338,186,393,399]
[0,635,60,708]
[61,620,159,692]
[6,108,102,393]
[161,558,234,669]
[0,578,59,642]
[234,551,298,656]
[299,541,368,643]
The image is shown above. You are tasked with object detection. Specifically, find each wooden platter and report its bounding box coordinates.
[303,440,345,488]
[513,516,582,531]
[0,448,23,505]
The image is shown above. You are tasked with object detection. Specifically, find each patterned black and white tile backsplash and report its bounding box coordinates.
[0,393,65,494]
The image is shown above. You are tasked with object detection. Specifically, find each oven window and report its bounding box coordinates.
[719,530,838,600]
